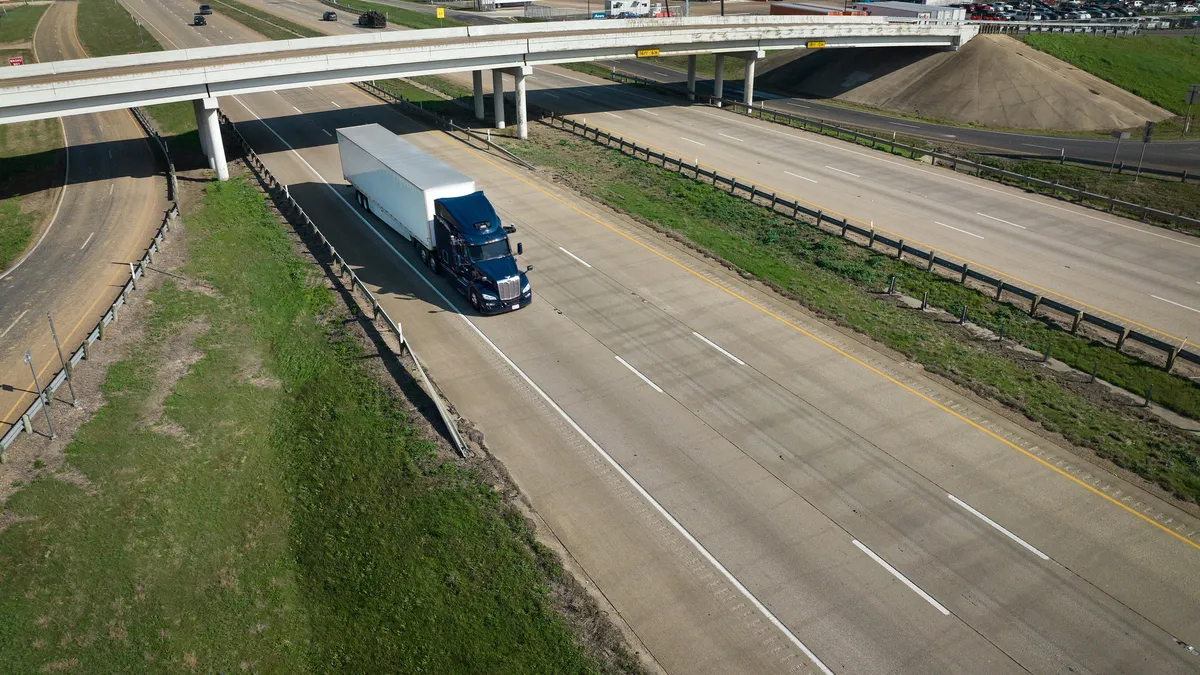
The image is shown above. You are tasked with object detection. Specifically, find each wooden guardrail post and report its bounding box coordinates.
[1071,310,1083,334]
[1030,294,1042,316]
[995,280,1005,300]
[960,263,969,285]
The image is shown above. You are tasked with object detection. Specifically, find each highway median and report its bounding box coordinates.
[498,122,1200,506]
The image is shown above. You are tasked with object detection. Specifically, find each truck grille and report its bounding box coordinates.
[497,276,521,302]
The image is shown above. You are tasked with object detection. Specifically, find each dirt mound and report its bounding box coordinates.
[757,34,1171,131]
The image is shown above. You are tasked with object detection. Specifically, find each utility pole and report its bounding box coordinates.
[25,349,55,440]
[1185,84,1200,135]
[47,313,78,407]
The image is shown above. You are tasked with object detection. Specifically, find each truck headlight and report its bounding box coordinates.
[481,292,498,302]
[521,281,530,294]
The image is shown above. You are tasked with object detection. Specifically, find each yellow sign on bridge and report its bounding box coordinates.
[636,48,661,58]
[806,40,827,49]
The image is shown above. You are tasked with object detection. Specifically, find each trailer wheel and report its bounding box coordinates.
[429,255,439,275]
[355,190,363,207]
[419,247,429,266]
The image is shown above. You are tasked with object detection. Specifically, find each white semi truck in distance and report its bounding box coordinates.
[337,124,532,314]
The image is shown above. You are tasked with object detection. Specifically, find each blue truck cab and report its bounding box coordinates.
[433,192,533,314]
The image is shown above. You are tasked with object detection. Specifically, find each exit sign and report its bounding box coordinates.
[8,56,24,66]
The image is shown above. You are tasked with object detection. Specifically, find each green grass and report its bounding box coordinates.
[0,4,49,44]
[1023,35,1200,116]
[321,0,465,28]
[0,175,609,672]
[0,118,63,271]
[77,0,163,57]
[374,76,472,118]
[502,128,1200,504]
[209,0,323,39]
[971,155,1200,233]
[143,101,203,158]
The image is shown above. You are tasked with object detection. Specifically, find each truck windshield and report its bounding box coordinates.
[468,239,510,262]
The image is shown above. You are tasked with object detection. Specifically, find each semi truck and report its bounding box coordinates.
[337,123,532,314]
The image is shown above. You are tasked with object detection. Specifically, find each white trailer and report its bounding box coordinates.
[337,124,475,253]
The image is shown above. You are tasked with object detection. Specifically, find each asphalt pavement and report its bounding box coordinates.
[0,2,165,435]
[111,1,1200,672]
[610,58,1200,174]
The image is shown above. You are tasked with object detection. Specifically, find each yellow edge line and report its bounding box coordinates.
[575,116,1196,350]
[418,119,1200,553]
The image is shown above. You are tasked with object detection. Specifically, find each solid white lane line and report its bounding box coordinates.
[1151,295,1200,314]
[559,246,592,268]
[291,105,303,114]
[976,212,1027,230]
[934,221,985,240]
[681,137,706,146]
[852,540,950,616]
[642,109,660,117]
[719,132,745,142]
[693,332,746,365]
[1,310,28,339]
[604,111,625,119]
[236,99,836,675]
[824,165,860,178]
[322,129,333,137]
[615,355,663,393]
[890,121,920,129]
[79,232,94,250]
[948,494,1049,560]
[784,170,818,184]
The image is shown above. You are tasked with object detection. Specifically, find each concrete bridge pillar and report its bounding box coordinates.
[713,54,725,107]
[472,70,485,121]
[194,96,228,181]
[743,49,765,107]
[510,65,531,140]
[686,54,697,101]
[492,69,505,129]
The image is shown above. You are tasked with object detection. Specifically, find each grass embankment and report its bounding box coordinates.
[1023,34,1200,118]
[0,3,47,65]
[209,0,323,39]
[971,155,1200,231]
[77,0,163,57]
[0,4,61,272]
[0,175,610,672]
[322,0,466,28]
[501,128,1200,503]
[374,75,473,117]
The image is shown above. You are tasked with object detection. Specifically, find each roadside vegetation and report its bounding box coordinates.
[501,126,1200,504]
[77,0,163,57]
[208,0,323,39]
[1022,34,1200,118]
[0,3,62,273]
[320,0,466,28]
[0,173,621,673]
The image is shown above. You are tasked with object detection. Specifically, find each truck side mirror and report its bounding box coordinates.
[525,264,534,273]
[503,225,517,234]
[517,242,523,255]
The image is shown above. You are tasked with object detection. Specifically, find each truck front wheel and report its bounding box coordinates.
[469,288,482,312]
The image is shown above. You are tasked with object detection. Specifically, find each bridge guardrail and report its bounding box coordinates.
[535,109,1200,377]
[217,112,470,458]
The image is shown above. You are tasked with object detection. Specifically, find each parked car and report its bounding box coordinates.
[198,3,212,14]
[322,10,337,20]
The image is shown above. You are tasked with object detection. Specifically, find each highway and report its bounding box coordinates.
[112,1,1200,672]
[0,2,165,435]
[439,65,1200,347]
[607,57,1200,174]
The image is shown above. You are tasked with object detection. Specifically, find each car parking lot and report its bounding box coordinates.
[955,0,1197,22]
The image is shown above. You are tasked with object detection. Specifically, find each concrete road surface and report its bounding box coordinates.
[442,65,1200,348]
[107,3,1200,672]
[0,2,165,434]
[609,57,1200,175]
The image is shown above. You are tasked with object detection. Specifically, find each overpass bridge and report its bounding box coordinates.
[0,15,977,179]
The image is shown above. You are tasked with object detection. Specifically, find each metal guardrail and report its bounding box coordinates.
[539,110,1200,376]
[1,107,181,458]
[973,151,1193,184]
[601,68,1200,232]
[1,206,178,457]
[355,81,537,171]
[217,112,470,458]
[970,20,1141,34]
